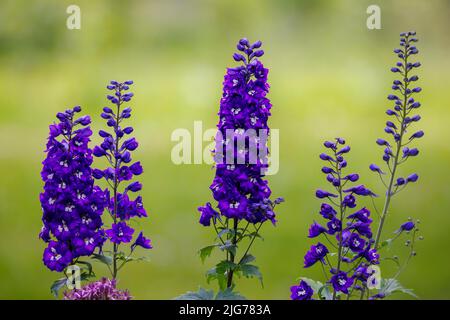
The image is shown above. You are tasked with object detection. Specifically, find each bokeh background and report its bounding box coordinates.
[0,0,449,299]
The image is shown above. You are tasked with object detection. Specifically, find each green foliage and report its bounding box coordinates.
[175,287,245,300]
[198,245,218,264]
[92,253,113,266]
[379,278,418,299]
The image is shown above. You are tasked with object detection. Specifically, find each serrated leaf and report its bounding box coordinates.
[215,288,246,300]
[239,254,256,265]
[242,231,264,241]
[50,278,67,298]
[198,245,219,264]
[92,253,113,266]
[174,287,215,300]
[239,264,263,286]
[219,241,237,257]
[379,278,418,299]
[216,260,236,274]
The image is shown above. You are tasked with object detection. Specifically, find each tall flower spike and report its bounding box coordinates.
[39,106,107,272]
[94,80,151,280]
[186,39,283,298]
[371,32,423,250]
[292,138,378,300]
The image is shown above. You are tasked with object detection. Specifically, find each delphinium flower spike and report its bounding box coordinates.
[177,38,283,299]
[39,106,107,293]
[93,81,152,280]
[371,31,423,249]
[291,138,378,300]
[366,31,424,299]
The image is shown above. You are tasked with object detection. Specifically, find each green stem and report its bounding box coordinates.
[227,218,239,288]
[332,154,345,300]
[374,37,410,250]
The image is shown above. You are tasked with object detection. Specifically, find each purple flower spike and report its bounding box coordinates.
[94,81,151,279]
[39,107,107,272]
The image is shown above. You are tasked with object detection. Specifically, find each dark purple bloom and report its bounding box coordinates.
[106,222,134,244]
[330,272,354,294]
[132,232,152,250]
[290,280,314,300]
[316,189,338,199]
[326,218,341,235]
[348,233,366,253]
[364,249,380,264]
[398,221,415,232]
[369,164,384,174]
[347,207,371,223]
[198,202,219,226]
[304,242,328,268]
[319,203,336,219]
[308,221,327,238]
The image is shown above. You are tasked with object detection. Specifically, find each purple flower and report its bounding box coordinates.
[290,280,314,300]
[43,241,73,272]
[200,39,282,225]
[106,222,134,244]
[308,221,327,238]
[348,233,366,253]
[94,81,151,277]
[347,207,371,223]
[304,242,328,268]
[326,218,341,235]
[63,278,131,300]
[398,221,415,232]
[315,189,338,199]
[39,106,107,271]
[330,272,354,294]
[198,202,219,226]
[132,232,152,250]
[369,164,384,174]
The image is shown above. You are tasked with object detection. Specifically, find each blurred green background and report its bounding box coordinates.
[0,0,449,299]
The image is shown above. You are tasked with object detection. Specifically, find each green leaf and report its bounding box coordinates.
[76,261,95,276]
[50,278,67,298]
[215,288,246,300]
[239,264,263,286]
[216,260,236,274]
[379,278,418,299]
[92,253,113,266]
[239,254,256,265]
[174,287,215,300]
[318,284,333,300]
[242,231,264,241]
[219,241,236,257]
[198,245,217,264]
